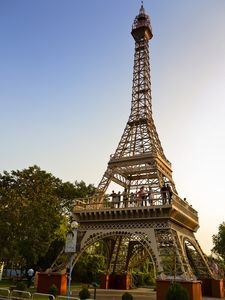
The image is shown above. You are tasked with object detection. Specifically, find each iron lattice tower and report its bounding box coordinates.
[97,4,177,197]
[50,5,214,285]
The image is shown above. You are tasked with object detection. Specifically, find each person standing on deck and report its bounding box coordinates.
[110,190,117,208]
[166,184,173,204]
[122,188,129,208]
[137,186,146,206]
[161,183,167,205]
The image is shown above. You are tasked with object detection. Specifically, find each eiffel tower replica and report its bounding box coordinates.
[50,4,214,288]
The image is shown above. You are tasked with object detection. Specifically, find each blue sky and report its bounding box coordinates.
[1,0,225,254]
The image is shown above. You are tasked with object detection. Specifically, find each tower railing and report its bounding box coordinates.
[74,192,198,217]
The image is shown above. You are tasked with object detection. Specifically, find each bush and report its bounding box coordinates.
[133,272,144,287]
[132,271,155,287]
[15,281,27,291]
[122,292,133,300]
[79,287,90,300]
[48,284,58,297]
[166,282,189,300]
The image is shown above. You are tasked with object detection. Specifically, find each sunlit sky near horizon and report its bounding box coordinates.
[1,0,225,255]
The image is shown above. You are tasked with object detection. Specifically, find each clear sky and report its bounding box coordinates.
[1,0,225,255]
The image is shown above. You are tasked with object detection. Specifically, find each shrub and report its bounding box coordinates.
[15,281,27,291]
[166,282,189,300]
[133,272,144,287]
[122,292,133,300]
[48,284,58,298]
[144,273,156,286]
[79,287,90,300]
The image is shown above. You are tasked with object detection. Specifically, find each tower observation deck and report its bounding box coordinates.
[51,5,213,284]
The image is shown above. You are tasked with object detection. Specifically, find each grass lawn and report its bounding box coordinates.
[0,278,87,293]
[0,280,97,300]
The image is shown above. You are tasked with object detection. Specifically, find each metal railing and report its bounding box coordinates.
[0,290,94,300]
[75,192,167,209]
[10,290,31,300]
[33,293,55,300]
[74,192,198,220]
[58,296,79,300]
[0,288,10,299]
[0,290,95,300]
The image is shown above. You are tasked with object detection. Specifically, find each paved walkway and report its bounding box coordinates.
[72,288,223,300]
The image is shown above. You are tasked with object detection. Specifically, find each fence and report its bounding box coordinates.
[0,289,94,300]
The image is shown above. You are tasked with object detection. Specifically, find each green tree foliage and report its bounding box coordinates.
[0,166,64,267]
[122,292,133,300]
[57,180,96,217]
[79,287,90,300]
[132,257,155,287]
[212,222,225,261]
[74,251,106,284]
[166,282,189,300]
[48,284,58,297]
[212,222,225,260]
[36,221,67,270]
[0,165,96,270]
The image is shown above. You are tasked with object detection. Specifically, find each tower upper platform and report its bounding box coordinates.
[131,4,153,41]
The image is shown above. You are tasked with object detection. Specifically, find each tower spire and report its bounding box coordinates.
[96,6,177,196]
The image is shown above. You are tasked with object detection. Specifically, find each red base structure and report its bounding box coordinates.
[100,273,109,289]
[200,278,224,298]
[211,279,224,298]
[200,278,212,296]
[156,280,202,300]
[37,272,67,296]
[100,273,131,290]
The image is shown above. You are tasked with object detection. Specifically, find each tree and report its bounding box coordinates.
[74,243,106,284]
[36,220,67,270]
[0,166,64,267]
[57,180,96,217]
[212,222,225,260]
[0,166,96,270]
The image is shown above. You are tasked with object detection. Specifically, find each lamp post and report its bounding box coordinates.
[65,221,78,300]
[92,282,99,300]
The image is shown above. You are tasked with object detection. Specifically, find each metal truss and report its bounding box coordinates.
[96,5,176,197]
[49,5,214,284]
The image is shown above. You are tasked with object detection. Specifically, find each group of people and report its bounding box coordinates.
[109,190,125,208]
[109,183,173,208]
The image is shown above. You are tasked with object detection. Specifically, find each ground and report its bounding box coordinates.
[0,280,222,300]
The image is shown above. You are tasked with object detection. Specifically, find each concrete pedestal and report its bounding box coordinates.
[211,279,224,298]
[100,273,131,290]
[37,272,67,296]
[156,280,202,300]
[200,278,224,298]
[100,273,109,289]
